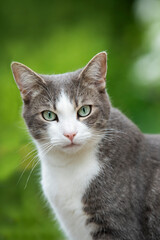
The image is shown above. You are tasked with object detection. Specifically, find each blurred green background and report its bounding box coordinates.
[0,0,160,239]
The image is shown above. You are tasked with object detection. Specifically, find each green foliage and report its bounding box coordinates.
[0,0,160,239]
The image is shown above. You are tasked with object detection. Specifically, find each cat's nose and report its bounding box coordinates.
[64,132,77,142]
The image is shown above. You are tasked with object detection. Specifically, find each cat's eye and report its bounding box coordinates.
[77,105,91,118]
[42,111,57,121]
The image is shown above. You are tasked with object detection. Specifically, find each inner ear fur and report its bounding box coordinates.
[80,52,107,90]
[11,62,46,101]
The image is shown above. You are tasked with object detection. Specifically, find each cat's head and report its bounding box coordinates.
[11,52,110,154]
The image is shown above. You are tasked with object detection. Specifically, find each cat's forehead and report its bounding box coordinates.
[41,70,80,99]
[40,69,95,108]
[56,91,75,114]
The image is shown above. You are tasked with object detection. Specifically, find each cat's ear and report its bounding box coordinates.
[11,62,46,102]
[80,52,107,90]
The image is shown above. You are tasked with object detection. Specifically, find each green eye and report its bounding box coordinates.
[78,105,91,117]
[42,111,57,121]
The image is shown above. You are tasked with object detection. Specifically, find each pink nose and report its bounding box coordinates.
[64,133,77,142]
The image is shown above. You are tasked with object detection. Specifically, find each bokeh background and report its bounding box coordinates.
[0,0,160,239]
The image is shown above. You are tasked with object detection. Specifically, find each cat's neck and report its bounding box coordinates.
[40,142,101,201]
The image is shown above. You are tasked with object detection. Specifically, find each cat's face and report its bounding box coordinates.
[11,52,110,154]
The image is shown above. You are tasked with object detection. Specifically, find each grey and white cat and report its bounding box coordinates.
[11,52,160,240]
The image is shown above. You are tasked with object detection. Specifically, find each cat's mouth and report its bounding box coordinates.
[63,143,80,148]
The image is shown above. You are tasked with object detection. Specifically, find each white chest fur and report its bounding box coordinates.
[40,149,100,240]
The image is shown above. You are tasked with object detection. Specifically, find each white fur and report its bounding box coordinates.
[37,92,100,240]
[40,150,99,240]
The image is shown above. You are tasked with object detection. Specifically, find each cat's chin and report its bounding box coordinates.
[61,143,83,154]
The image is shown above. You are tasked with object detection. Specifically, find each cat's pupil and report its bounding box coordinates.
[48,112,52,118]
[82,107,86,113]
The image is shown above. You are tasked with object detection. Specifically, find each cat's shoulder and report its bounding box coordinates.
[109,107,141,134]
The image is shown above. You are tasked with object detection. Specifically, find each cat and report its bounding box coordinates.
[11,52,160,240]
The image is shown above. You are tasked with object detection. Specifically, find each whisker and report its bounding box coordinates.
[17,155,38,185]
[24,160,39,189]
[18,148,38,168]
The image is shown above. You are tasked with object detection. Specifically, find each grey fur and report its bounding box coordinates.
[11,52,160,240]
[83,107,160,240]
